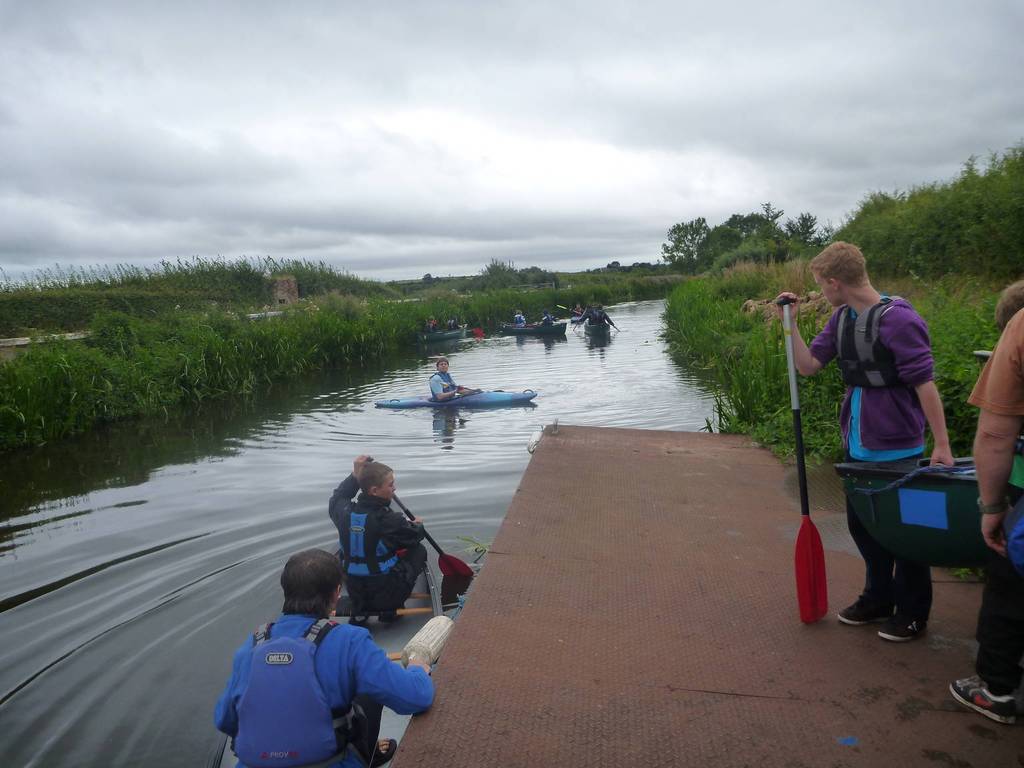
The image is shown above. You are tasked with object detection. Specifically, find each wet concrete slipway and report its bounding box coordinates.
[395,427,1024,767]
[0,298,1019,766]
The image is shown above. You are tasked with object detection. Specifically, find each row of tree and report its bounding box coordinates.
[661,203,834,274]
[661,142,1023,279]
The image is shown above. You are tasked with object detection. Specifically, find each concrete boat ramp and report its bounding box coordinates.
[394,426,1023,767]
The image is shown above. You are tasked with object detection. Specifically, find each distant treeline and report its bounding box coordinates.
[0,257,396,337]
[661,142,1024,279]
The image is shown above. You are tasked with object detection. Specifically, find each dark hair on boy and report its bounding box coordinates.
[358,460,394,494]
[995,279,1024,330]
[281,548,342,618]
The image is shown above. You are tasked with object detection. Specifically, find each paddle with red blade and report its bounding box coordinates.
[392,493,475,578]
[778,298,828,623]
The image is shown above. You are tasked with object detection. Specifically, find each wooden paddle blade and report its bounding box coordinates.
[795,516,828,623]
[438,552,474,578]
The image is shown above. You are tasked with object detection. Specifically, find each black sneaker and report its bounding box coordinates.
[950,675,1016,724]
[377,610,400,624]
[877,615,926,642]
[837,597,894,626]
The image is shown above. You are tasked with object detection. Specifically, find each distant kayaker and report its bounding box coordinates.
[446,317,459,330]
[585,305,618,329]
[429,357,472,401]
[571,303,584,318]
[774,241,952,642]
[424,317,439,333]
[949,279,1024,724]
[541,309,554,326]
[513,310,526,327]
[214,547,433,768]
[328,455,429,623]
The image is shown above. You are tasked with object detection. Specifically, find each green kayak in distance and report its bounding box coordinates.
[418,325,467,343]
[501,322,567,336]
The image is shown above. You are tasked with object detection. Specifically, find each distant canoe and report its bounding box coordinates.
[501,322,567,336]
[419,325,467,343]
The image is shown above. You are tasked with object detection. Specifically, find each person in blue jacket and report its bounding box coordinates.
[214,548,433,768]
[512,310,526,327]
[329,456,428,622]
[540,309,554,326]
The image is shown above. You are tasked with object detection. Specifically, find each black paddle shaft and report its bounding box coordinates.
[391,493,447,557]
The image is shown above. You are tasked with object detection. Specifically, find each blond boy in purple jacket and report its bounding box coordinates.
[776,242,952,642]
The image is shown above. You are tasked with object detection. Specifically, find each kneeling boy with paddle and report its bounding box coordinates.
[329,456,428,623]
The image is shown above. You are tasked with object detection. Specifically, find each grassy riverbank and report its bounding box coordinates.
[0,273,675,451]
[664,262,1001,460]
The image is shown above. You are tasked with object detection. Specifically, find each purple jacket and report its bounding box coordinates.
[808,298,933,452]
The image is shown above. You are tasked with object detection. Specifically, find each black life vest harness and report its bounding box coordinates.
[835,297,902,388]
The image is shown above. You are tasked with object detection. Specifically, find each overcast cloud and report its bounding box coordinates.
[0,1,1021,281]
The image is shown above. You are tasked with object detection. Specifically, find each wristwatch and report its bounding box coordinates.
[977,497,1011,515]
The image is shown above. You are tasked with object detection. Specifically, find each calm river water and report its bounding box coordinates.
[0,299,715,767]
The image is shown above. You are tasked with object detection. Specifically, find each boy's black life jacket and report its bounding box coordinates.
[340,506,400,577]
[835,297,902,388]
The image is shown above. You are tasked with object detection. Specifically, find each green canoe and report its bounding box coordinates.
[419,325,467,343]
[501,322,567,336]
[835,458,990,567]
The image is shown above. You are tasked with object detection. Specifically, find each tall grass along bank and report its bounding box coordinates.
[664,263,1000,460]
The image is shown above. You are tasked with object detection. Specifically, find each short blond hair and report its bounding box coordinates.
[809,242,869,286]
[996,279,1024,330]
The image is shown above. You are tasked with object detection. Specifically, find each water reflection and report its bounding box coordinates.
[513,334,567,352]
[432,408,466,449]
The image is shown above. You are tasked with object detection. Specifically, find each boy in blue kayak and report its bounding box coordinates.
[214,548,433,768]
[428,357,473,402]
[775,242,952,642]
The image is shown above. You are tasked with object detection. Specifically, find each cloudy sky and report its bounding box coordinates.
[0,2,1021,281]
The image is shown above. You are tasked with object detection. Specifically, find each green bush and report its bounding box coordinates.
[664,265,999,460]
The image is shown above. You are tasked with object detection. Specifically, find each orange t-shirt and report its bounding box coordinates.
[969,308,1024,416]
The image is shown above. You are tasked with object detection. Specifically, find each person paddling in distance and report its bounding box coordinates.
[428,357,477,402]
[571,303,584,319]
[214,548,433,768]
[775,241,953,642]
[585,304,618,330]
[328,456,428,624]
[512,309,526,328]
[540,309,554,326]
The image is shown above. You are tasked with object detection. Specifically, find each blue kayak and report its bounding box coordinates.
[375,390,537,409]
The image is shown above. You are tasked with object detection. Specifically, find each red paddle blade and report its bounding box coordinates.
[795,516,828,623]
[438,553,474,578]
[471,328,485,339]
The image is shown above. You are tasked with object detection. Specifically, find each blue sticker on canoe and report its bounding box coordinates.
[897,488,948,530]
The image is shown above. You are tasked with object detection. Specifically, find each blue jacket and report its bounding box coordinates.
[215,613,434,768]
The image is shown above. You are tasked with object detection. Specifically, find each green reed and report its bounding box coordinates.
[664,263,1000,460]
